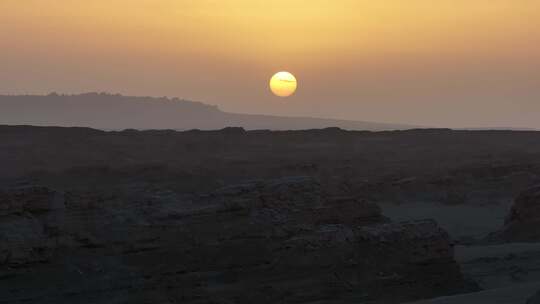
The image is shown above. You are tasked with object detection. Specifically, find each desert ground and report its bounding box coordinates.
[2,125,540,303]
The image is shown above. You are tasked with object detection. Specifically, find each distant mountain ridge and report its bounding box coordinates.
[0,93,417,131]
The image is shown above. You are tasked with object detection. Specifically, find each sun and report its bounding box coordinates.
[270,71,297,97]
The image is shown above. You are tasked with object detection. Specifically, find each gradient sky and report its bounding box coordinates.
[1,1,540,128]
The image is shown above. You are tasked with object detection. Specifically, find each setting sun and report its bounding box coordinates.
[270,72,297,97]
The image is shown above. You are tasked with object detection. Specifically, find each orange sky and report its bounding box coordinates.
[1,1,540,128]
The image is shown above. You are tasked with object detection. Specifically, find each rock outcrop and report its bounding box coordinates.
[0,178,475,303]
[497,185,540,242]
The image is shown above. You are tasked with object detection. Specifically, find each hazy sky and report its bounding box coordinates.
[1,1,540,128]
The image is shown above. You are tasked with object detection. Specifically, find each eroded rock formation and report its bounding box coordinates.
[0,178,475,303]
[498,185,540,242]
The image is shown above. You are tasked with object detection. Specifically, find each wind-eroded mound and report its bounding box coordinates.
[497,185,540,242]
[0,177,475,303]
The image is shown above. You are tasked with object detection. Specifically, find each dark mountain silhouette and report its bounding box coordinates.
[0,93,417,130]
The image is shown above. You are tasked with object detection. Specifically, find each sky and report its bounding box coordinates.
[1,1,540,128]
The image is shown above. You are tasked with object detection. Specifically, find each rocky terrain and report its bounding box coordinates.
[0,178,475,303]
[2,125,540,303]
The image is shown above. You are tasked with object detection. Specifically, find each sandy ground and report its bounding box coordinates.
[407,281,540,304]
[456,243,540,262]
[379,201,512,239]
[382,201,540,304]
[406,243,540,303]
